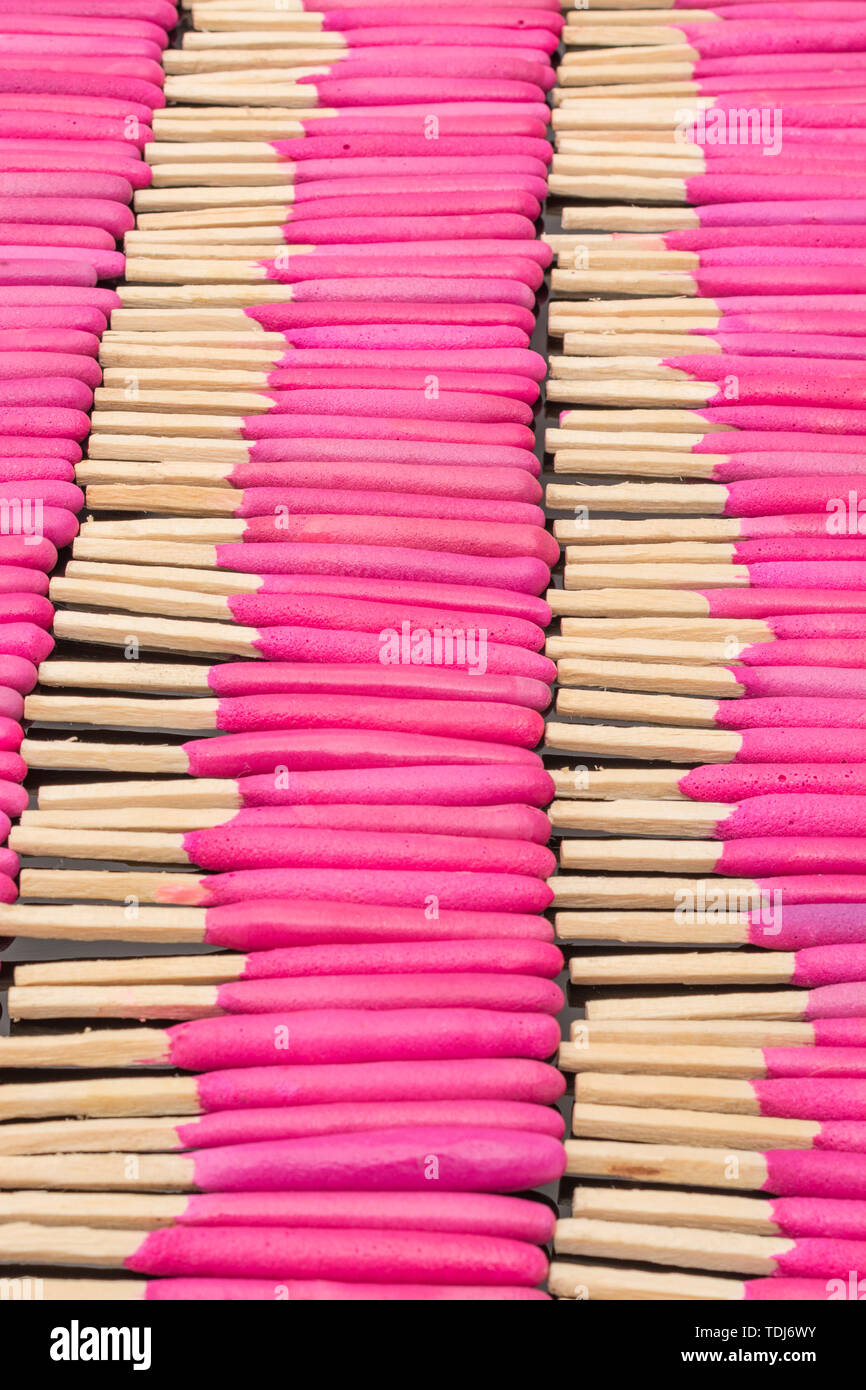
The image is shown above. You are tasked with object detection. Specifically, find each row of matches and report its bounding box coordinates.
[1,0,578,1303]
[546,0,866,1301]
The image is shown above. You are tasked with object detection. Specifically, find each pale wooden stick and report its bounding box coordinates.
[550,874,777,909]
[63,561,261,593]
[15,956,242,987]
[557,687,734,726]
[552,799,742,836]
[557,841,729,874]
[556,911,749,944]
[0,1193,186,1228]
[0,1116,195,1156]
[571,1186,780,1236]
[0,1223,147,1261]
[564,1137,771,1190]
[37,659,216,693]
[0,1029,173,1070]
[0,903,207,944]
[550,766,692,799]
[558,616,771,640]
[10,828,193,864]
[585,991,807,1022]
[554,657,746,696]
[570,1020,817,1046]
[0,1075,200,1122]
[571,1104,819,1152]
[569,951,792,986]
[36,778,242,811]
[548,480,725,514]
[555,1216,795,1276]
[52,608,265,661]
[559,1042,768,1079]
[545,721,740,762]
[576,1073,772,1117]
[548,1259,743,1300]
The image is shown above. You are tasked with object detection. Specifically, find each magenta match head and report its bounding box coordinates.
[0,624,54,665]
[163,1009,561,1071]
[0,594,54,628]
[0,872,16,902]
[0,779,26,817]
[144,1279,548,1301]
[194,1058,565,1113]
[175,1189,556,1243]
[0,537,57,570]
[0,717,21,751]
[0,687,22,721]
[0,568,47,596]
[236,939,563,981]
[176,1099,564,1150]
[202,898,555,951]
[211,973,564,1018]
[230,764,556,810]
[127,1223,551,1286]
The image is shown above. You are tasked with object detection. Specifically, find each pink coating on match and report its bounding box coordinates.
[0,352,102,387]
[790,947,866,988]
[706,591,866,618]
[745,1277,841,1301]
[127,1225,550,1285]
[0,848,17,879]
[213,542,552,598]
[229,765,556,810]
[0,873,16,903]
[719,840,866,875]
[252,386,534,424]
[161,868,554,915]
[231,515,557,565]
[246,303,536,335]
[733,667,866,700]
[0,540,56,570]
[746,904,866,950]
[770,1238,866,1278]
[210,695,544,745]
[226,598,544,651]
[753,1079,866,1121]
[732,732,866,763]
[236,940,563,980]
[0,569,46,596]
[0,717,20,752]
[0,688,22,721]
[812,1021,866,1047]
[217,806,551,844]
[0,596,53,630]
[194,1059,566,1112]
[175,1100,565,1149]
[236,438,542,472]
[205,661,551,704]
[242,417,535,449]
[715,698,866,730]
[0,625,54,664]
[725,475,866,515]
[183,730,543,778]
[202,899,555,951]
[756,877,866,906]
[229,465,541,505]
[0,751,25,782]
[0,459,75,484]
[177,1190,556,1243]
[713,452,866,478]
[211,974,563,1017]
[764,1149,866,1199]
[763,1048,866,1079]
[144,1280,548,1301]
[0,780,26,817]
[768,1196,866,1241]
[272,135,554,164]
[185,1127,565,1196]
[163,1011,561,1071]
[225,486,541,527]
[803,984,866,1019]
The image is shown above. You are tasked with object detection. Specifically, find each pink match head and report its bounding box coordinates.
[0,717,21,752]
[213,973,564,1017]
[0,872,16,902]
[0,751,25,782]
[214,540,552,598]
[0,654,36,692]
[719,839,866,876]
[211,692,544,748]
[769,1194,866,1241]
[0,459,74,486]
[194,1058,566,1113]
[205,661,551,710]
[736,731,866,764]
[185,1127,565,1198]
[733,665,866,700]
[144,1279,548,1301]
[0,847,17,879]
[183,729,542,779]
[753,1078,866,1122]
[175,1100,564,1150]
[764,1047,866,1079]
[791,946,866,988]
[165,1010,561,1071]
[167,867,554,916]
[812,1020,866,1047]
[245,301,536,336]
[745,1276,848,1301]
[222,804,550,844]
[0,595,54,629]
[237,939,563,981]
[203,899,555,951]
[772,1237,866,1279]
[179,1189,556,1244]
[127,1223,550,1285]
[0,566,48,597]
[716,698,866,731]
[0,624,54,665]
[230,764,555,810]
[0,687,22,721]
[681,763,866,802]
[0,779,27,818]
[748,904,866,950]
[764,1148,866,1199]
[803,983,866,1019]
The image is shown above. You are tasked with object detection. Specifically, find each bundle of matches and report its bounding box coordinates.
[0,0,578,1306]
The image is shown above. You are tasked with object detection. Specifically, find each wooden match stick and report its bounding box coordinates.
[568,1186,853,1241]
[549,876,829,910]
[556,687,778,728]
[554,910,793,945]
[545,722,741,763]
[583,992,816,1023]
[555,1216,838,1278]
[571,1104,843,1153]
[559,1044,832,1081]
[568,950,815,987]
[568,1022,831,1047]
[553,656,784,696]
[574,1072,860,1120]
[547,1260,746,1300]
